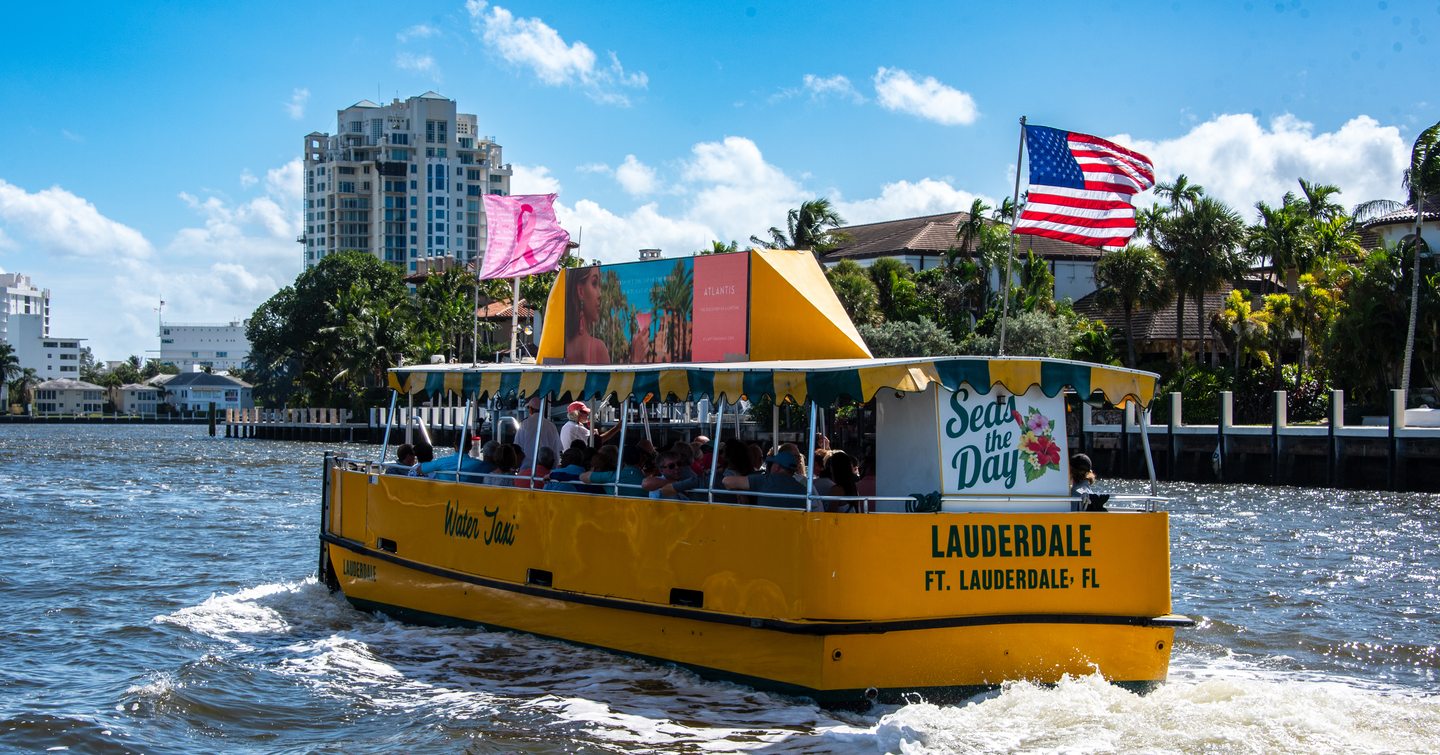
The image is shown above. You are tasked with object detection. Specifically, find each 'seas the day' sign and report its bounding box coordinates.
[939,386,1068,496]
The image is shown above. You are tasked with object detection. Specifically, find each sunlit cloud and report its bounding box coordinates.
[466,0,647,106]
[1123,113,1409,216]
[285,88,310,120]
[873,67,978,126]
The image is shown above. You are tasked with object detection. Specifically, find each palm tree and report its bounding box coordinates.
[1214,290,1269,372]
[1354,119,1440,394]
[0,342,19,403]
[1297,178,1345,222]
[700,240,739,256]
[1249,199,1308,291]
[751,198,849,258]
[1154,195,1249,366]
[11,367,38,413]
[952,199,990,269]
[1154,174,1204,211]
[1094,244,1173,367]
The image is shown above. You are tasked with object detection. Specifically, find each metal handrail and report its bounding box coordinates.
[338,455,1170,513]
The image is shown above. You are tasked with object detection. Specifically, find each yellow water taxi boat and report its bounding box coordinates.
[317,249,1191,705]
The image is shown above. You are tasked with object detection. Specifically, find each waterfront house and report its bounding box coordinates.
[820,211,1105,302]
[161,371,254,412]
[33,378,105,416]
[112,383,162,415]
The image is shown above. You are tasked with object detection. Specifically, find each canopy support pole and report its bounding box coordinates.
[455,397,473,480]
[771,401,780,452]
[613,396,630,497]
[708,400,724,504]
[528,395,547,487]
[405,392,413,444]
[1139,406,1158,500]
[376,390,398,465]
[804,400,818,512]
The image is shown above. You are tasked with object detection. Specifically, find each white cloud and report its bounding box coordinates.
[770,74,866,105]
[575,162,610,174]
[398,23,439,42]
[558,199,717,264]
[396,52,438,78]
[1122,113,1409,215]
[615,154,658,195]
[467,2,646,106]
[680,137,806,242]
[873,67,978,126]
[0,179,153,260]
[836,179,993,226]
[802,74,864,103]
[285,88,309,120]
[510,164,563,195]
[543,137,999,263]
[61,129,84,143]
[239,169,258,189]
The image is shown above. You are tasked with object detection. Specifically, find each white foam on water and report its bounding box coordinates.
[522,693,872,751]
[864,670,1440,754]
[275,625,503,719]
[154,581,305,648]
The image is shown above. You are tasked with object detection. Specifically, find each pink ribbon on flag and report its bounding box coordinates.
[478,194,571,280]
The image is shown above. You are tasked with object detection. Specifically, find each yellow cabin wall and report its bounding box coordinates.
[331,469,1173,623]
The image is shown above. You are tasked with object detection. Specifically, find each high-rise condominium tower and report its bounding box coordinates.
[301,91,512,272]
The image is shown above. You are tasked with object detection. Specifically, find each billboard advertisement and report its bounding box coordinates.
[563,253,750,365]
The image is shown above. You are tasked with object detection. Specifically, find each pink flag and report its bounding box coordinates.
[478,194,571,280]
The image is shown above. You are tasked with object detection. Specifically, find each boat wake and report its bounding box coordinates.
[147,580,1440,753]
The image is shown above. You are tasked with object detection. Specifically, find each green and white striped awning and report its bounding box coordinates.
[388,357,1158,408]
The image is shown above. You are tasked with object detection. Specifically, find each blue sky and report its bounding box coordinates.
[0,0,1434,361]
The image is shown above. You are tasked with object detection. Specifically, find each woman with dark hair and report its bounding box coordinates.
[564,266,610,364]
[822,451,861,512]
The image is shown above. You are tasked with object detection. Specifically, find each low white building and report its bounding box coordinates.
[159,321,250,371]
[161,371,254,412]
[34,378,105,415]
[9,313,85,380]
[112,383,161,415]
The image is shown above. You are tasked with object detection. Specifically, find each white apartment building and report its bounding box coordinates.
[34,378,105,415]
[1,272,50,344]
[9,314,84,380]
[159,321,250,371]
[302,91,513,272]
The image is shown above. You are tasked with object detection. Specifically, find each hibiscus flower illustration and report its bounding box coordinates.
[1029,435,1061,467]
[1027,412,1049,434]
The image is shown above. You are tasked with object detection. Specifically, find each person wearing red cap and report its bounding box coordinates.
[560,400,621,451]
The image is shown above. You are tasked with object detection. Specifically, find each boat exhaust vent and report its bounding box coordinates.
[669,588,704,608]
[526,569,553,587]
[376,538,398,553]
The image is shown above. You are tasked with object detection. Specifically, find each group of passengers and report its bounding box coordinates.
[389,398,868,511]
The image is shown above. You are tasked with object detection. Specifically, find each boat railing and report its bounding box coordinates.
[342,456,1149,513]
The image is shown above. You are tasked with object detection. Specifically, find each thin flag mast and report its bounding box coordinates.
[999,115,1027,355]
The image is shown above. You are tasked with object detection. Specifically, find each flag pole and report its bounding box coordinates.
[471,278,480,365]
[509,277,521,363]
[999,115,1026,356]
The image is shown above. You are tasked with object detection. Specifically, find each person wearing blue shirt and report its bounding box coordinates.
[420,436,493,483]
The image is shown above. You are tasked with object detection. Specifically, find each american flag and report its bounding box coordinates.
[1013,124,1155,250]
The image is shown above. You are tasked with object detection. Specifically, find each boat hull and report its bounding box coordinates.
[322,466,1184,705]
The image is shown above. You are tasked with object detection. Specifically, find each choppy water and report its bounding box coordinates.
[0,424,1436,753]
